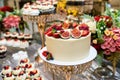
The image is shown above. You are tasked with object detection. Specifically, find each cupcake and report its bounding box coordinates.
[1,65,12,75]
[20,40,29,48]
[15,70,26,80]
[4,32,11,39]
[3,72,14,80]
[24,34,33,45]
[0,38,6,45]
[12,66,22,76]
[6,39,13,46]
[13,39,21,47]
[11,32,18,39]
[19,58,30,68]
[17,33,24,41]
[27,69,40,79]
[25,63,34,72]
[0,46,7,58]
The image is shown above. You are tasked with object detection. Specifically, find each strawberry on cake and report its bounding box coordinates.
[44,20,91,62]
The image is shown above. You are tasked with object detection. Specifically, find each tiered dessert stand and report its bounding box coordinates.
[38,46,97,80]
[22,14,52,48]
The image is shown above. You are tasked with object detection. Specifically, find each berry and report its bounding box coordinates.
[79,23,89,30]
[42,51,48,57]
[47,31,53,37]
[53,33,60,38]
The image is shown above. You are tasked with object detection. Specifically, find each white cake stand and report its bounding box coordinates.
[38,46,97,80]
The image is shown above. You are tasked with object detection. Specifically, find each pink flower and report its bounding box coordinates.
[3,15,21,29]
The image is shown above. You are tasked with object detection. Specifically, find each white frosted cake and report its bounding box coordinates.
[44,20,91,62]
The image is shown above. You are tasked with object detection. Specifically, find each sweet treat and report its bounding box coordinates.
[6,39,13,46]
[33,76,42,80]
[3,32,11,39]
[12,66,22,76]
[24,34,33,44]
[19,58,29,68]
[0,38,6,45]
[25,63,34,72]
[27,69,40,79]
[13,39,21,47]
[44,21,91,62]
[1,65,12,75]
[20,40,29,48]
[15,70,26,80]
[22,1,55,15]
[11,32,18,39]
[0,45,7,58]
[3,72,14,80]
[17,33,24,40]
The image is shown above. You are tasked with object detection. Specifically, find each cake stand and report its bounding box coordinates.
[22,14,53,48]
[38,46,97,80]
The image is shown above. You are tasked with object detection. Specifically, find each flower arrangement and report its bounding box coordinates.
[3,15,21,29]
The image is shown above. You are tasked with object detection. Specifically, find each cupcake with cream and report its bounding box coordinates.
[1,65,12,75]
[6,39,13,46]
[27,69,40,79]
[3,72,14,80]
[19,58,30,68]
[4,32,12,39]
[0,45,7,58]
[15,70,26,80]
[0,38,6,45]
[12,66,22,76]
[13,39,21,47]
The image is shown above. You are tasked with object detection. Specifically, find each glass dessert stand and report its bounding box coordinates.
[38,46,97,80]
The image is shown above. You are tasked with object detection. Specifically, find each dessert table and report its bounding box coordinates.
[0,42,120,80]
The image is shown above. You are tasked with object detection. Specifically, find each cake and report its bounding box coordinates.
[13,39,21,47]
[44,20,91,62]
[6,39,13,46]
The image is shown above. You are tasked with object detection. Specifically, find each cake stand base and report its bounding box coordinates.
[38,46,97,80]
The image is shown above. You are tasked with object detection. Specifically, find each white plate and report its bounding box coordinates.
[38,46,97,66]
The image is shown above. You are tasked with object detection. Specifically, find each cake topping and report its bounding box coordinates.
[6,72,12,77]
[71,28,81,38]
[13,66,20,70]
[42,51,53,60]
[20,58,29,63]
[45,21,90,39]
[18,70,25,76]
[34,77,42,80]
[3,65,10,70]
[29,69,38,76]
[25,64,32,68]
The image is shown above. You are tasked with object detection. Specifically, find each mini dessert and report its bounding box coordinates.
[24,34,33,45]
[25,63,34,72]
[15,70,26,80]
[33,76,42,80]
[1,65,12,75]
[0,46,7,58]
[20,40,29,48]
[13,39,20,47]
[19,58,29,68]
[17,33,24,41]
[11,32,18,39]
[12,66,22,76]
[3,72,14,80]
[0,38,6,45]
[22,2,31,15]
[4,32,11,39]
[6,39,13,46]
[27,69,40,79]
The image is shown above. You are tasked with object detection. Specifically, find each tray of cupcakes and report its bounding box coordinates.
[0,32,33,49]
[0,58,44,80]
